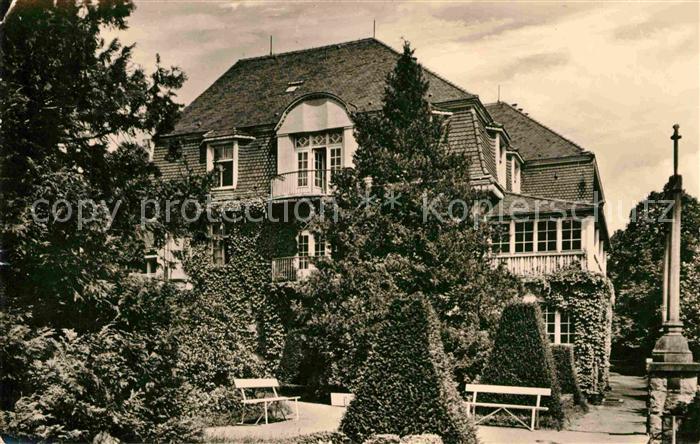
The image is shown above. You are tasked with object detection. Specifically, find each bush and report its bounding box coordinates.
[339,294,478,444]
[0,280,200,443]
[0,313,53,411]
[364,435,402,444]
[676,392,700,442]
[551,345,586,408]
[288,431,350,444]
[481,302,565,428]
[401,435,443,444]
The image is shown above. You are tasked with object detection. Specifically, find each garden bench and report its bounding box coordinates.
[234,378,300,425]
[464,383,551,431]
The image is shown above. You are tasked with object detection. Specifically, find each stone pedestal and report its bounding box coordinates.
[647,362,700,443]
[652,327,694,363]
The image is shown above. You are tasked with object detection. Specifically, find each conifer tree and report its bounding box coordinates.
[295,42,520,390]
[481,303,565,428]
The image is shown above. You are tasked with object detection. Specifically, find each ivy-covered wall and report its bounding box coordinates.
[527,268,615,396]
[180,216,298,379]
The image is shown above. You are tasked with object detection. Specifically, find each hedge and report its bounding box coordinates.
[551,344,586,408]
[339,294,478,444]
[480,302,565,428]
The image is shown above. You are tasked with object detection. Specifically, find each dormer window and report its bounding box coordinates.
[214,145,235,188]
[207,142,239,189]
[511,157,521,193]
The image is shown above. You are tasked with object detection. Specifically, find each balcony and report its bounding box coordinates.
[494,250,587,276]
[271,256,316,282]
[270,169,335,200]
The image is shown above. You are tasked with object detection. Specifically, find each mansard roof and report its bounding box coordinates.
[484,102,584,161]
[169,38,475,136]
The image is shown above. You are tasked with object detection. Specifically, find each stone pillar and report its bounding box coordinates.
[647,363,700,442]
[646,125,700,443]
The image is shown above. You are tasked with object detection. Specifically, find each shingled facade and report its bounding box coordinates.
[150,38,609,296]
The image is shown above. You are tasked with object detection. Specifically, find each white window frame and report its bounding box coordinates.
[543,306,574,345]
[298,232,310,270]
[297,230,331,273]
[208,141,239,190]
[561,219,582,251]
[297,151,309,187]
[144,252,159,277]
[537,219,557,252]
[293,130,343,188]
[514,220,534,253]
[210,223,227,266]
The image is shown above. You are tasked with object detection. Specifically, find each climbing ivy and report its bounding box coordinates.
[171,204,303,426]
[526,268,615,396]
[181,213,299,373]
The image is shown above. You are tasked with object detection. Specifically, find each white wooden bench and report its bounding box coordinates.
[234,378,300,425]
[465,384,551,431]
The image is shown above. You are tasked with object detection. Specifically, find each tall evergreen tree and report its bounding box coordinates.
[293,42,520,390]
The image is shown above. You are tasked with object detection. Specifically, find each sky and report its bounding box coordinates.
[115,0,699,232]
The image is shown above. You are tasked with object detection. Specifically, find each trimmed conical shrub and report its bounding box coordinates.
[481,302,565,427]
[551,344,586,408]
[339,294,477,444]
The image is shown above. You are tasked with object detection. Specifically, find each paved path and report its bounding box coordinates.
[204,401,344,442]
[204,373,648,443]
[478,373,648,444]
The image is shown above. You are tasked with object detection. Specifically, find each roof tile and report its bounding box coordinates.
[170,38,474,136]
[485,102,583,161]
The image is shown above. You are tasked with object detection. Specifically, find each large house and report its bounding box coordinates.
[150,38,610,346]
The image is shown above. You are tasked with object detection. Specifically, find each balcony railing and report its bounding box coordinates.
[494,250,587,276]
[270,169,336,200]
[271,256,317,282]
[272,256,298,282]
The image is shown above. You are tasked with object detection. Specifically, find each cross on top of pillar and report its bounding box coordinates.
[671,124,681,176]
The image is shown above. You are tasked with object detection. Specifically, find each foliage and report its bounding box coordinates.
[177,219,290,423]
[295,41,520,392]
[1,280,200,443]
[675,392,700,442]
[0,0,209,331]
[609,189,700,359]
[551,345,586,408]
[527,268,614,395]
[288,431,351,444]
[340,295,478,444]
[481,302,565,428]
[0,313,53,410]
[0,0,209,440]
